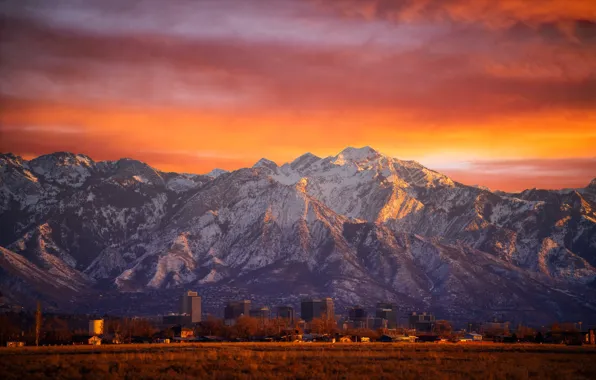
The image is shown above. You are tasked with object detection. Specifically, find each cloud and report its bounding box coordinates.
[1,9,594,122]
[0,124,84,134]
[0,0,594,191]
[318,0,596,32]
[436,157,596,191]
[0,123,251,173]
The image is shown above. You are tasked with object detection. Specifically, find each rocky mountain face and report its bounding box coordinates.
[1,148,595,324]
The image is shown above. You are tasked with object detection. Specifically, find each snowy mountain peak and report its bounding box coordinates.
[206,168,228,178]
[253,158,278,170]
[333,146,380,165]
[290,152,321,171]
[292,152,320,162]
[0,152,20,160]
[31,152,93,167]
[27,152,95,187]
[111,158,164,186]
[0,152,25,167]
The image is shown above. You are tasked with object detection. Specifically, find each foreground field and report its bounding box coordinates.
[1,343,595,379]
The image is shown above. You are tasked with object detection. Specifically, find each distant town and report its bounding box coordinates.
[2,290,595,347]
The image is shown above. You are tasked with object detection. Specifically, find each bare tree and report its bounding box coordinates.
[310,313,337,335]
[35,301,42,347]
[234,316,258,340]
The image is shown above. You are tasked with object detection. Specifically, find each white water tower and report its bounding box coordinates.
[89,319,104,336]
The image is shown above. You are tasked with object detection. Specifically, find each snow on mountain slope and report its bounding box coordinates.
[0,149,595,322]
[264,146,455,222]
[253,147,596,282]
[28,152,94,188]
[6,223,92,289]
[205,168,229,178]
[0,244,88,302]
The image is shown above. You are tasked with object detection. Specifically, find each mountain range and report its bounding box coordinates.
[1,147,595,325]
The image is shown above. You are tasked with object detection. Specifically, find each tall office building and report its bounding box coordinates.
[276,306,295,324]
[376,302,397,329]
[249,306,271,320]
[180,290,201,323]
[348,306,367,321]
[301,298,334,322]
[224,300,251,320]
[348,305,368,328]
[301,298,320,322]
[322,297,334,319]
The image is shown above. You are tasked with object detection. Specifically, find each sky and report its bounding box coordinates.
[0,0,595,191]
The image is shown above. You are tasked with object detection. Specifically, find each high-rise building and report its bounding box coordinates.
[348,306,368,328]
[301,298,320,322]
[376,302,397,329]
[249,306,271,320]
[276,306,295,324]
[180,290,202,323]
[301,298,334,322]
[371,317,388,330]
[323,297,334,319]
[224,300,251,320]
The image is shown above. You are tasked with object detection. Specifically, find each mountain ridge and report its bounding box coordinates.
[1,148,595,323]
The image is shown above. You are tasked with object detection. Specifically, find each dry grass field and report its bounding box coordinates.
[0,342,595,379]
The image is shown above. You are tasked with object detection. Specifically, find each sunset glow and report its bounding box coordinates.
[1,0,595,191]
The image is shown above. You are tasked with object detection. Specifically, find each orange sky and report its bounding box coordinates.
[0,0,595,191]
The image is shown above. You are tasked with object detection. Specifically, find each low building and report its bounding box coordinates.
[464,333,483,341]
[172,326,194,338]
[6,341,25,348]
[72,335,103,345]
[89,336,102,346]
[409,312,435,333]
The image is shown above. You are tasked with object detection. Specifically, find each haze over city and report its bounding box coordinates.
[1,0,595,191]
